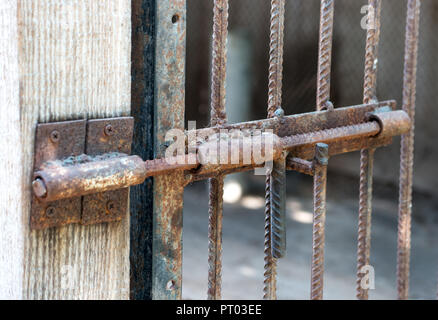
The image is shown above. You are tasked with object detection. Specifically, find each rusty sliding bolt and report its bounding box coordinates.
[311,143,329,300]
[357,0,382,300]
[33,155,146,203]
[317,0,335,111]
[208,0,229,301]
[397,0,421,300]
[32,111,411,203]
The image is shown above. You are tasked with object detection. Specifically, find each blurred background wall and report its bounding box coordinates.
[185,0,438,196]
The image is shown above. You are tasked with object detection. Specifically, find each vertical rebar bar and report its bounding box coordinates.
[356,148,375,299]
[270,152,287,259]
[310,0,333,300]
[397,0,421,301]
[264,0,286,300]
[208,176,224,300]
[311,143,329,300]
[207,0,229,300]
[316,0,335,111]
[356,0,381,300]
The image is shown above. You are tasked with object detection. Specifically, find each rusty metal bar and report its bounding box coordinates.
[311,143,329,300]
[32,111,411,203]
[356,0,382,300]
[208,0,229,300]
[269,152,287,259]
[287,158,314,176]
[356,148,375,299]
[151,0,186,300]
[33,155,146,203]
[311,0,333,299]
[397,0,421,300]
[264,0,286,300]
[316,0,335,111]
[194,100,394,139]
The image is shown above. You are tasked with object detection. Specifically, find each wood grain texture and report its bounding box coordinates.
[0,0,24,299]
[17,0,131,299]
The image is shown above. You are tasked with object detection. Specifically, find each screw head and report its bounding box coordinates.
[106,201,116,214]
[166,280,176,291]
[50,130,60,143]
[45,206,56,217]
[104,124,114,136]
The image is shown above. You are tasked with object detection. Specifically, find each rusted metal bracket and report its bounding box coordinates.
[31,117,134,229]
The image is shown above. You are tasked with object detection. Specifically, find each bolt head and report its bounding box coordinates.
[104,124,114,136]
[50,130,60,143]
[45,206,56,217]
[106,201,116,214]
[166,280,176,291]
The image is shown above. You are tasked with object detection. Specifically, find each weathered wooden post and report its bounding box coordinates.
[0,0,132,299]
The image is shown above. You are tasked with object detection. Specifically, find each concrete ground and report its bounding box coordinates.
[181,170,438,300]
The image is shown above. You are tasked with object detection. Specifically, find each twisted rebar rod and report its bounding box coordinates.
[316,0,335,111]
[311,143,329,300]
[397,0,421,300]
[356,0,381,300]
[207,0,229,300]
[264,0,286,300]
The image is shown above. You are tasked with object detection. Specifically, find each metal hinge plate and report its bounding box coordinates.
[31,117,134,230]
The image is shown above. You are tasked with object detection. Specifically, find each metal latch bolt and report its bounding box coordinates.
[30,105,410,230]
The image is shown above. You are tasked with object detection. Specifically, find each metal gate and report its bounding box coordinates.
[135,0,421,300]
[30,0,422,300]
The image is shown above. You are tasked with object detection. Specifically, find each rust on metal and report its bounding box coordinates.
[357,148,374,300]
[34,155,144,203]
[27,0,421,300]
[264,0,286,300]
[362,0,382,105]
[369,110,411,139]
[210,0,229,127]
[397,0,421,300]
[267,0,285,119]
[286,158,314,176]
[194,100,395,139]
[269,151,287,259]
[357,0,382,299]
[208,175,224,300]
[30,117,135,229]
[31,109,411,205]
[317,0,335,111]
[208,0,229,300]
[145,156,198,177]
[82,117,135,225]
[31,120,86,230]
[311,143,329,300]
[152,0,186,300]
